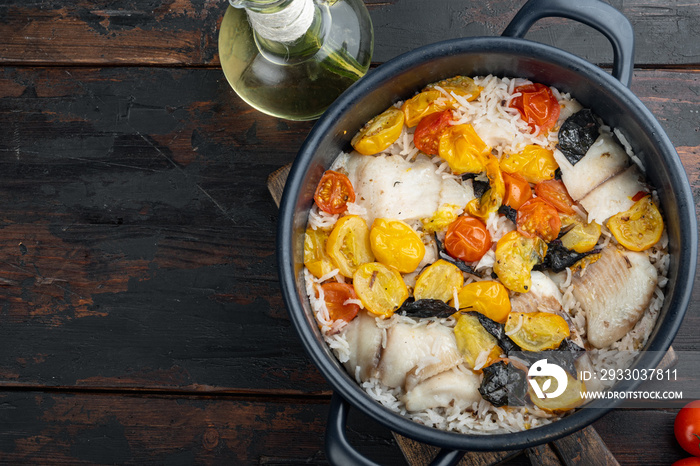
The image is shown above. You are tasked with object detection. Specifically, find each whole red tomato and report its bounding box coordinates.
[672,458,700,466]
[675,400,700,457]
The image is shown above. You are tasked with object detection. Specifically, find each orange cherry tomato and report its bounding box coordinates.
[535,179,576,215]
[510,83,561,133]
[444,216,492,262]
[517,198,561,242]
[320,282,360,323]
[503,172,532,210]
[314,170,355,215]
[414,110,453,155]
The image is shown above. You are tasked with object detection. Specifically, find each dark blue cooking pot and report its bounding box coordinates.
[277,0,697,464]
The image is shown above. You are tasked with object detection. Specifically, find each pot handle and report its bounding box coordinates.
[501,0,635,87]
[326,393,466,466]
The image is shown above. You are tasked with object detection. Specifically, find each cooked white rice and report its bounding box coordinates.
[304,75,669,434]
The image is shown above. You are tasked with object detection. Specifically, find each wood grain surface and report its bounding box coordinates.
[0,0,698,464]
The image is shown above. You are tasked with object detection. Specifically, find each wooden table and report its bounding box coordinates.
[0,1,698,464]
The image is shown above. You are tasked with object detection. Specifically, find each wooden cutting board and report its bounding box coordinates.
[268,164,676,466]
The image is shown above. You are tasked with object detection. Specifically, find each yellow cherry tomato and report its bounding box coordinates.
[450,281,511,323]
[425,76,482,101]
[529,372,586,412]
[303,227,335,279]
[413,259,464,303]
[499,145,558,184]
[369,218,425,273]
[606,195,664,251]
[351,107,405,155]
[493,230,548,293]
[466,154,505,222]
[438,124,491,175]
[504,311,570,351]
[353,262,409,317]
[453,313,502,370]
[326,215,375,278]
[401,89,450,128]
[560,216,601,253]
[421,203,461,234]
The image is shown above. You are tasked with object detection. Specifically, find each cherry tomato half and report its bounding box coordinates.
[672,459,700,466]
[320,282,360,323]
[314,170,355,215]
[517,197,561,242]
[674,400,700,457]
[351,107,405,155]
[444,216,492,263]
[535,179,576,215]
[414,110,453,156]
[503,172,532,210]
[606,195,664,252]
[510,83,561,133]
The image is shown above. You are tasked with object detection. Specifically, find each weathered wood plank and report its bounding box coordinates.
[0,67,698,394]
[0,1,698,67]
[0,391,692,465]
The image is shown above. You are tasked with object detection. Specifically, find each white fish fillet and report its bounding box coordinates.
[342,311,383,382]
[579,165,646,225]
[343,153,473,225]
[510,271,563,314]
[378,322,463,390]
[573,247,658,349]
[553,133,629,201]
[402,367,481,412]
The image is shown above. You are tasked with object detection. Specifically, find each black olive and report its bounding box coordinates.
[397,298,456,318]
[479,360,528,407]
[556,109,601,165]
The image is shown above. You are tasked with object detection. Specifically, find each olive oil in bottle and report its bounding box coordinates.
[218,0,373,121]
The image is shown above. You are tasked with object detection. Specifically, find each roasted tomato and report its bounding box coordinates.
[438,123,490,174]
[504,311,570,351]
[503,172,532,210]
[606,195,664,251]
[421,203,461,234]
[510,83,561,133]
[450,281,511,323]
[466,154,505,221]
[314,170,355,215]
[369,218,425,273]
[351,107,405,155]
[535,179,576,215]
[425,75,482,101]
[413,259,464,303]
[560,215,601,253]
[529,371,585,412]
[303,227,335,279]
[499,145,558,184]
[414,110,452,155]
[675,400,700,457]
[493,230,547,293]
[444,215,492,263]
[517,198,561,242]
[353,262,408,317]
[453,312,502,370]
[319,282,360,323]
[401,89,450,128]
[326,215,374,278]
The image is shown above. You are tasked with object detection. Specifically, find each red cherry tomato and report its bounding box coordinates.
[675,400,700,457]
[444,216,492,262]
[320,282,360,323]
[672,459,700,466]
[314,170,355,215]
[535,179,576,215]
[503,172,533,210]
[517,197,561,242]
[510,83,561,133]
[414,110,453,155]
